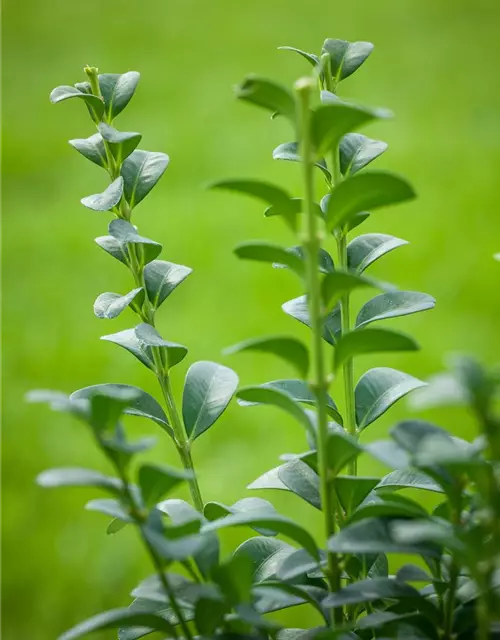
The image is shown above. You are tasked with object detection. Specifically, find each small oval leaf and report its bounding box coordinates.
[143,260,192,310]
[121,150,170,209]
[94,288,144,319]
[81,176,123,212]
[356,291,436,328]
[347,233,408,273]
[339,133,388,176]
[333,328,419,371]
[225,335,309,378]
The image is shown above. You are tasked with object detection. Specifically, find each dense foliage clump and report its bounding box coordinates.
[32,40,500,640]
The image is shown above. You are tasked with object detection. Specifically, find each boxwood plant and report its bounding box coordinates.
[31,40,500,640]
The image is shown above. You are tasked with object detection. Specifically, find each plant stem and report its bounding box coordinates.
[113,463,193,640]
[157,372,204,512]
[84,65,205,512]
[296,77,342,625]
[336,231,357,476]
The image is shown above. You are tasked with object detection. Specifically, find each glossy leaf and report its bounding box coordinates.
[98,71,140,119]
[182,361,238,440]
[204,497,277,536]
[121,150,170,209]
[249,458,321,509]
[96,220,162,266]
[375,469,444,494]
[278,46,320,68]
[37,468,122,495]
[334,328,419,371]
[50,85,104,118]
[86,499,132,522]
[232,537,296,582]
[356,291,435,328]
[355,367,426,431]
[334,476,380,513]
[323,577,421,609]
[328,518,440,557]
[325,171,416,232]
[347,233,408,273]
[322,39,374,81]
[202,510,320,560]
[143,260,192,310]
[98,123,142,163]
[302,429,362,476]
[58,607,174,640]
[135,323,188,369]
[210,178,293,209]
[71,383,170,434]
[282,295,341,346]
[312,102,387,156]
[256,581,328,621]
[69,133,106,168]
[236,385,314,437]
[273,246,334,274]
[234,241,305,276]
[94,288,144,319]
[101,328,155,370]
[364,440,410,470]
[225,335,309,378]
[273,142,330,179]
[139,464,193,507]
[81,176,123,211]
[235,76,296,122]
[339,132,387,176]
[321,271,376,310]
[347,494,428,524]
[238,379,342,423]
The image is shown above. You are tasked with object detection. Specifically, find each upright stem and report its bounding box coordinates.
[336,231,357,476]
[84,65,205,512]
[296,77,342,624]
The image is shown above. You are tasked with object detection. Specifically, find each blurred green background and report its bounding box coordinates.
[3,0,500,637]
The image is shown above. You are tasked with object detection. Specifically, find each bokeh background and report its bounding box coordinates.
[3,0,500,637]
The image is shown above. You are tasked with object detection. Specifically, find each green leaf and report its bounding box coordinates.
[37,468,123,495]
[210,178,293,208]
[325,171,416,232]
[322,577,421,609]
[98,123,142,163]
[391,518,459,550]
[302,429,362,476]
[375,469,444,494]
[276,548,324,582]
[356,291,436,328]
[347,233,408,273]
[69,133,107,168]
[232,537,296,582]
[225,335,309,378]
[182,361,238,441]
[204,497,277,536]
[282,295,341,346]
[321,39,374,81]
[117,598,191,640]
[236,385,314,437]
[273,246,334,273]
[98,71,140,120]
[86,498,132,522]
[278,46,320,68]
[101,328,155,370]
[333,328,419,371]
[121,150,170,209]
[139,464,193,507]
[236,76,296,122]
[321,271,377,310]
[364,440,410,470]
[57,607,175,640]
[355,367,426,431]
[339,133,388,176]
[335,476,380,513]
[256,581,328,622]
[328,518,440,557]
[81,176,123,211]
[71,383,170,435]
[234,241,305,276]
[273,142,330,179]
[237,378,342,423]
[108,219,163,266]
[202,510,320,560]
[135,323,188,369]
[249,458,321,510]
[79,385,141,434]
[143,260,192,310]
[347,494,428,525]
[211,553,254,607]
[311,102,387,156]
[50,85,104,118]
[94,288,144,320]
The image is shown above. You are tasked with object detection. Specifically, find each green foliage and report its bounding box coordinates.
[30,35,500,640]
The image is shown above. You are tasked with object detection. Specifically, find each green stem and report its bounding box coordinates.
[296,77,342,625]
[336,231,357,476]
[113,463,193,640]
